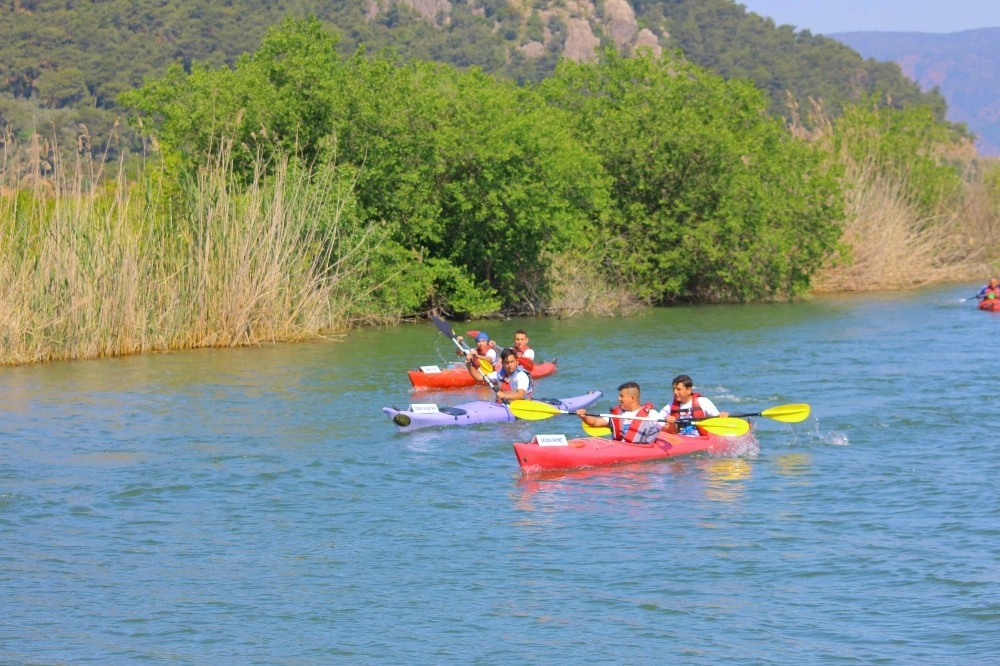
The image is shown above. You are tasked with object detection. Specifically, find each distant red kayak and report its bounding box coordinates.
[408,359,557,390]
[979,299,1000,311]
[513,428,743,473]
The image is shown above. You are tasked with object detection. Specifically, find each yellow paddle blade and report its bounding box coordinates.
[582,422,612,437]
[760,403,810,423]
[698,417,751,437]
[477,357,494,374]
[508,399,565,421]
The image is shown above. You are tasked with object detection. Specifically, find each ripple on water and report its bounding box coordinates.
[2,288,1000,662]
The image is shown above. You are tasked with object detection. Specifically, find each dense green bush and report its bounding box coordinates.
[541,50,844,302]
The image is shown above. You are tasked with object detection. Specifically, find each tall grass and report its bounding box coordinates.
[543,248,647,317]
[0,133,389,365]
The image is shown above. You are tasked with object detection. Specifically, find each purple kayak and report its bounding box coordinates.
[383,391,603,433]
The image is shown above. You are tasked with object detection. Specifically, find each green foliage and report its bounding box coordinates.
[121,17,342,176]
[331,59,612,310]
[541,50,843,302]
[121,21,612,312]
[37,9,967,314]
[0,0,954,175]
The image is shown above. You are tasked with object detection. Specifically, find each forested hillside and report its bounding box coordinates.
[833,28,1000,156]
[0,0,951,164]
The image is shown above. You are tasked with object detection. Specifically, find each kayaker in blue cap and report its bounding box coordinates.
[455,330,498,367]
[465,347,532,403]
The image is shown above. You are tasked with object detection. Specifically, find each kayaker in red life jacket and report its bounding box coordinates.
[576,381,663,443]
[455,331,499,367]
[977,277,1000,301]
[465,347,533,403]
[512,329,535,372]
[662,374,729,436]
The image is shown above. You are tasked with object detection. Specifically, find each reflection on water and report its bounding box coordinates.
[703,458,753,503]
[774,453,813,476]
[4,284,1000,664]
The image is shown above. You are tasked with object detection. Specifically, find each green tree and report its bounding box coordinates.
[542,49,844,302]
[121,16,342,175]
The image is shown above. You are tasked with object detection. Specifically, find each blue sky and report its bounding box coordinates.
[737,0,1000,34]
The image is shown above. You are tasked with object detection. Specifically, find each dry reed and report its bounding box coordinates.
[0,132,382,365]
[810,156,993,291]
[543,248,647,317]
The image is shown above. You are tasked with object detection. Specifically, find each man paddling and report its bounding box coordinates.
[512,329,535,372]
[661,374,729,436]
[977,277,1000,301]
[456,331,498,367]
[465,347,532,403]
[576,381,662,443]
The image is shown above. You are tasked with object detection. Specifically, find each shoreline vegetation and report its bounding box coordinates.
[2,19,999,367]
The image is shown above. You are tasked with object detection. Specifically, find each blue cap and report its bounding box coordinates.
[475,332,489,342]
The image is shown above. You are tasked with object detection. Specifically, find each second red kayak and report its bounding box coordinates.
[408,359,557,390]
[979,299,1000,311]
[513,428,749,473]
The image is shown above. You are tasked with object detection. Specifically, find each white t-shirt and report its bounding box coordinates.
[486,367,532,393]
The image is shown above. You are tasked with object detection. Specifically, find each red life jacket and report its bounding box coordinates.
[670,393,707,420]
[984,286,1000,300]
[610,402,657,442]
[515,345,535,372]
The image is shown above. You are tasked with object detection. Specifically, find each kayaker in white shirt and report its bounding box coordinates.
[512,329,536,371]
[465,347,532,403]
[661,374,728,436]
[576,381,662,443]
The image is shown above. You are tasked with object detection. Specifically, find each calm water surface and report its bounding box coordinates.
[2,285,998,664]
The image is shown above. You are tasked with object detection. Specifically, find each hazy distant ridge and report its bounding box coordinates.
[832,27,1000,156]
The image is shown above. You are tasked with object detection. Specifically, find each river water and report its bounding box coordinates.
[2,285,997,663]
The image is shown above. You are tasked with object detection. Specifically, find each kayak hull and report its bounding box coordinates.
[979,299,1000,311]
[513,429,741,473]
[383,390,602,432]
[408,360,557,390]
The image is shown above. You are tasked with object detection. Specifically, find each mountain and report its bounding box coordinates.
[832,28,1000,156]
[0,0,950,162]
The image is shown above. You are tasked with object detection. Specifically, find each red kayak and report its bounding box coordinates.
[979,299,1000,311]
[513,428,747,473]
[408,359,557,390]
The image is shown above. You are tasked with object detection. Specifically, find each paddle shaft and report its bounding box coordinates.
[431,315,494,373]
[431,315,470,353]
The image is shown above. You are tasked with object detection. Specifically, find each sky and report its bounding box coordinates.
[737,0,1000,35]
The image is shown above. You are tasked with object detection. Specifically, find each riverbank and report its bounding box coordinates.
[3,140,998,367]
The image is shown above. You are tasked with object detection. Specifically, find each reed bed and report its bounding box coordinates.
[543,248,647,317]
[0,135,382,365]
[810,157,994,292]
[790,97,1000,293]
